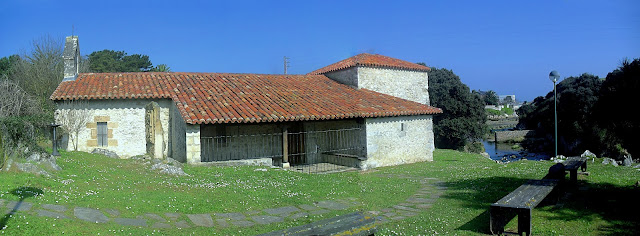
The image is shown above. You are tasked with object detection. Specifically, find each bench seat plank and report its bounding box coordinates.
[490,179,559,235]
[491,179,559,209]
[563,156,587,170]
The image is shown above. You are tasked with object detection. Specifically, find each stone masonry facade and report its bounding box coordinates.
[56,99,172,158]
[324,65,436,168]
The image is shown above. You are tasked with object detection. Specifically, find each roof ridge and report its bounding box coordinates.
[308,53,430,75]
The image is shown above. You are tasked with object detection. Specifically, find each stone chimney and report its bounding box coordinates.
[62,36,80,81]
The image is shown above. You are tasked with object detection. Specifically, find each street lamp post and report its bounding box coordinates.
[549,71,560,158]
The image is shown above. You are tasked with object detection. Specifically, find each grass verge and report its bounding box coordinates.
[1,149,638,235]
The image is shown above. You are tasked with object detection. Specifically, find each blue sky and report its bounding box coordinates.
[1,0,638,102]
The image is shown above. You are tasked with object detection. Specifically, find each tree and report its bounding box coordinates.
[56,100,92,151]
[0,55,19,78]
[428,67,487,150]
[484,90,499,105]
[8,35,64,111]
[0,75,38,118]
[503,95,513,105]
[593,58,640,158]
[151,64,171,72]
[88,50,153,72]
[517,73,604,155]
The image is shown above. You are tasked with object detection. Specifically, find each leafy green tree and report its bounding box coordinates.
[484,90,499,105]
[428,67,487,150]
[0,55,19,78]
[88,50,153,72]
[517,73,603,155]
[593,58,640,158]
[503,95,513,105]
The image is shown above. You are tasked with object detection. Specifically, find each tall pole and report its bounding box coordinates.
[549,70,560,158]
[554,81,558,158]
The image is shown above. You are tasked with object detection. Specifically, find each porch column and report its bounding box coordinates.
[186,124,201,164]
[282,127,290,168]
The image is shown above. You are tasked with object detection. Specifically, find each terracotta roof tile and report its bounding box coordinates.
[308,53,430,75]
[51,72,441,124]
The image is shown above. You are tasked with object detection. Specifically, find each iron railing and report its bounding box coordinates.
[200,127,365,173]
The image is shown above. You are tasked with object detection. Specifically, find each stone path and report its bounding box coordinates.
[0,175,445,230]
[367,174,446,223]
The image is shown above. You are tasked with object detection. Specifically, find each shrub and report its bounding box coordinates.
[0,114,53,157]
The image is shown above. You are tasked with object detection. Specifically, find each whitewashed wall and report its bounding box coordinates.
[323,66,430,105]
[358,67,430,105]
[55,99,171,158]
[361,115,434,170]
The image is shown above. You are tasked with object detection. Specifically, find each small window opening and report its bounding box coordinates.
[97,122,108,147]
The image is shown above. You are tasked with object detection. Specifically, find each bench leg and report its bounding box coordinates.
[570,169,578,184]
[517,208,532,236]
[581,162,587,172]
[490,206,516,235]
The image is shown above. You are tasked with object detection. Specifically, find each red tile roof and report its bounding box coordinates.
[50,72,441,124]
[308,53,430,75]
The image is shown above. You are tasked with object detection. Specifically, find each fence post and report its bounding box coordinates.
[282,127,289,168]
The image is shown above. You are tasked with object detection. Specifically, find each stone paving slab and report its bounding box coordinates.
[392,205,420,212]
[152,222,172,228]
[263,206,299,216]
[406,197,435,204]
[309,209,330,215]
[415,204,433,209]
[74,207,109,223]
[231,220,255,227]
[289,211,308,220]
[36,209,69,219]
[104,209,120,217]
[145,213,167,222]
[298,204,319,211]
[164,213,181,220]
[187,214,214,227]
[315,200,349,210]
[41,204,67,212]
[252,215,283,225]
[5,201,33,212]
[245,210,262,216]
[114,218,147,227]
[215,219,229,228]
[0,199,4,208]
[175,220,192,228]
[214,212,246,220]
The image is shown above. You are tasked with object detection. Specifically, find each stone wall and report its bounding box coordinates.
[494,130,534,142]
[323,67,358,87]
[185,124,201,164]
[56,99,171,158]
[361,115,434,169]
[323,66,430,105]
[358,67,430,105]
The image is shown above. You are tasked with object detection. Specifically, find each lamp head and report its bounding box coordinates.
[549,70,560,83]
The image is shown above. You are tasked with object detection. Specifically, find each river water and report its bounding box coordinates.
[482,140,550,162]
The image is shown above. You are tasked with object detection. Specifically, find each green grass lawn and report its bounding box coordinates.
[1,149,638,235]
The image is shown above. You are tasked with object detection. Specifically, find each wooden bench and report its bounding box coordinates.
[490,179,559,236]
[259,212,377,236]
[562,156,587,184]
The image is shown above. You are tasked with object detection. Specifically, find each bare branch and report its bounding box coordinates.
[56,100,92,151]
